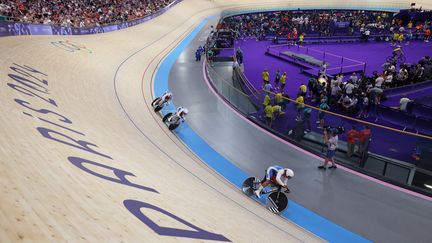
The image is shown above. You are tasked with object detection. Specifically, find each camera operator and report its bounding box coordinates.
[318,127,338,170]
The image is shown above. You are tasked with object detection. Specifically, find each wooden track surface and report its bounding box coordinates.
[0,0,428,242]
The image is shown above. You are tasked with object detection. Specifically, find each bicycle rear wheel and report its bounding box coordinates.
[241,177,259,196]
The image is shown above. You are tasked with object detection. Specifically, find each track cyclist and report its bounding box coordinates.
[160,91,173,105]
[254,165,294,198]
[175,106,188,122]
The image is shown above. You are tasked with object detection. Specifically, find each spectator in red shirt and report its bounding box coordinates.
[346,125,359,158]
[16,0,25,12]
[359,125,372,166]
[424,28,431,42]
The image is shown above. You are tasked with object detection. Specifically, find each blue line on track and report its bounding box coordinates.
[154,18,371,243]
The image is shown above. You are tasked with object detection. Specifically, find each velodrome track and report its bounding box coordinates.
[1,0,431,242]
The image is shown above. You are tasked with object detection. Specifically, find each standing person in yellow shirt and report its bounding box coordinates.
[264,104,273,127]
[298,33,305,46]
[263,93,271,109]
[262,68,270,86]
[398,32,404,45]
[280,72,287,91]
[392,32,399,46]
[299,83,307,97]
[407,21,413,29]
[275,92,283,106]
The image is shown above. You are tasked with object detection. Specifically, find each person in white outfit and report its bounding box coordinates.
[161,91,173,103]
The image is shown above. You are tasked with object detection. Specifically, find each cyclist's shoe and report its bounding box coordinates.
[254,190,261,199]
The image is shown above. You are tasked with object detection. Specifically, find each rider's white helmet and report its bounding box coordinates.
[165,92,173,100]
[182,108,189,115]
[285,169,294,178]
[177,107,188,116]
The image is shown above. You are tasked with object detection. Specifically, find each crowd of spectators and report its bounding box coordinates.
[0,0,174,27]
[218,9,432,45]
[314,55,432,119]
[260,55,432,129]
[220,10,395,38]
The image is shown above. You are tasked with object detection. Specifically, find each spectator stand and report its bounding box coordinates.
[0,0,183,36]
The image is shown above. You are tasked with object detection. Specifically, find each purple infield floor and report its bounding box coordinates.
[236,39,432,98]
[233,39,432,164]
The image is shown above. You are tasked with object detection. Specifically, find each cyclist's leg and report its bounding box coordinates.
[255,169,274,196]
[261,168,273,187]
